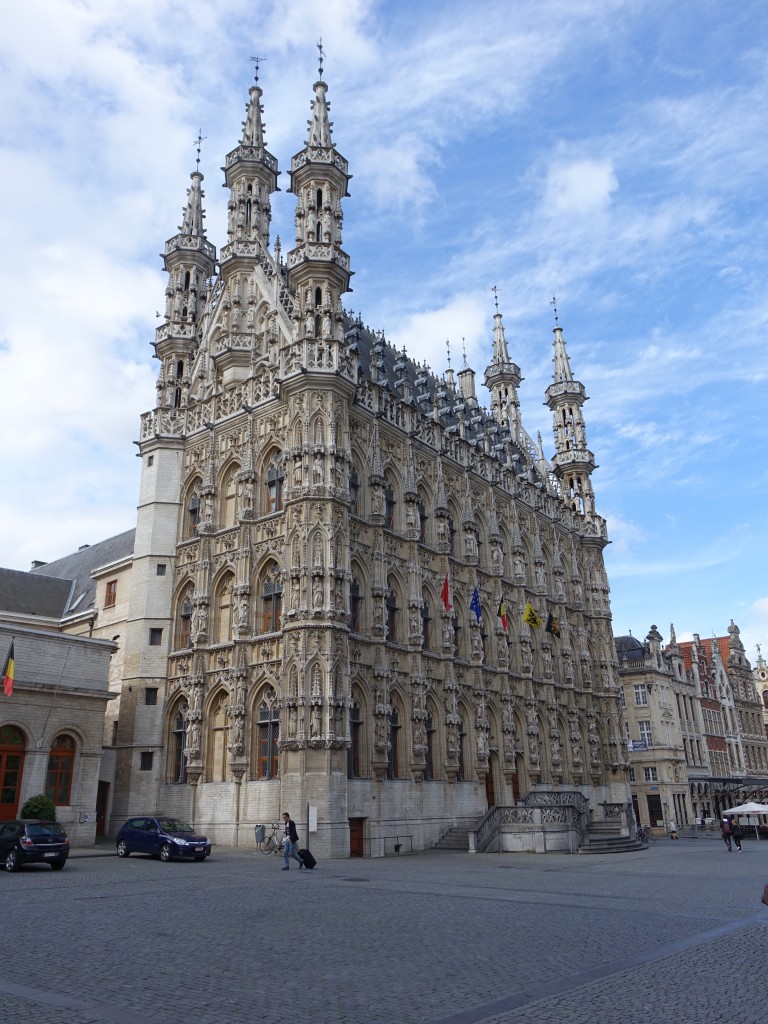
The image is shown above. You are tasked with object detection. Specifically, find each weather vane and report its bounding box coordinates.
[249,55,266,82]
[550,294,559,326]
[317,38,325,79]
[194,130,207,170]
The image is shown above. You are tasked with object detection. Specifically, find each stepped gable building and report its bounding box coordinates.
[111,65,630,856]
[617,623,768,831]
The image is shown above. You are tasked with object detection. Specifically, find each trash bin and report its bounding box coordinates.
[254,824,265,843]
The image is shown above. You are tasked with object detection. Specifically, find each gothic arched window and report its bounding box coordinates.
[421,593,432,650]
[386,583,399,644]
[349,575,362,633]
[425,707,437,781]
[255,690,280,780]
[348,696,363,779]
[183,479,202,539]
[259,562,282,634]
[169,701,188,783]
[387,704,402,780]
[213,573,235,644]
[265,454,285,514]
[220,463,239,527]
[175,584,194,650]
[206,692,229,782]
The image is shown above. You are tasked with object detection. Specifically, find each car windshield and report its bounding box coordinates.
[26,823,64,837]
[157,818,194,833]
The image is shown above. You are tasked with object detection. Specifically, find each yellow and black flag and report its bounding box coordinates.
[545,612,561,637]
[522,601,542,629]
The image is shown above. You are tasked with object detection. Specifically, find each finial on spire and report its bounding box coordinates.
[446,338,452,369]
[550,294,559,327]
[492,285,500,313]
[317,38,325,80]
[461,337,468,369]
[249,55,266,82]
[194,130,207,171]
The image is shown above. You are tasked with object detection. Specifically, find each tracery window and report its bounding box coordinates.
[260,562,283,634]
[387,705,401,780]
[175,583,194,650]
[255,690,280,780]
[169,701,188,783]
[220,463,239,527]
[213,572,235,644]
[207,692,229,782]
[349,575,362,633]
[184,478,202,538]
[424,709,437,781]
[348,697,363,779]
[386,583,399,644]
[265,454,285,514]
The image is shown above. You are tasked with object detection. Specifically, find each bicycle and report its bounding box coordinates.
[637,825,655,845]
[259,823,284,855]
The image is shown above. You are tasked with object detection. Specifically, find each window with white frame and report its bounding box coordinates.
[634,684,648,706]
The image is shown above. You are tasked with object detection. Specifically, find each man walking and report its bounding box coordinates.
[730,816,742,852]
[281,812,303,870]
[720,815,732,852]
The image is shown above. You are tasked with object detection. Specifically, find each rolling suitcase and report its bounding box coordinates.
[299,848,316,869]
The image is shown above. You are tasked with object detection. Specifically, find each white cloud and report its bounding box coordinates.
[542,157,618,217]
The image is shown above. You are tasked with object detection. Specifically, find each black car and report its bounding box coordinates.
[0,820,69,871]
[115,816,211,861]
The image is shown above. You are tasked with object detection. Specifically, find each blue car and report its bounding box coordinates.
[115,816,211,862]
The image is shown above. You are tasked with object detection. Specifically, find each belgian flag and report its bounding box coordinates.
[2,640,14,697]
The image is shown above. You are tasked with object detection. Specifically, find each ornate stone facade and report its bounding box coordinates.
[113,68,630,856]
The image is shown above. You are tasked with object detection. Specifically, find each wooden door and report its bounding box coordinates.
[0,725,25,820]
[349,817,365,857]
[96,781,110,836]
[484,761,496,809]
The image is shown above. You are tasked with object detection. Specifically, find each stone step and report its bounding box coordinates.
[434,828,471,851]
[578,836,647,854]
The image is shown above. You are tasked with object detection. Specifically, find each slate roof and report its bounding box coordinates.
[28,529,136,617]
[614,634,645,663]
[0,568,75,619]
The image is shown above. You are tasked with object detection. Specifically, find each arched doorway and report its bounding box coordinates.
[0,725,26,820]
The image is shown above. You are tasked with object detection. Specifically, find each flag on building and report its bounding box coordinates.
[441,573,453,612]
[545,612,561,637]
[2,641,15,698]
[522,601,542,628]
[497,597,508,633]
[470,585,482,622]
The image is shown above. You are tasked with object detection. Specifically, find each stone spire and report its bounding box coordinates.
[544,313,596,516]
[154,156,217,417]
[286,60,352,349]
[223,71,279,250]
[483,303,522,433]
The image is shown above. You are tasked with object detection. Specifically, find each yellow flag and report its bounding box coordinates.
[522,601,542,629]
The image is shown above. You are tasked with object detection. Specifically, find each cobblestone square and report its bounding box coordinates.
[1,837,766,1024]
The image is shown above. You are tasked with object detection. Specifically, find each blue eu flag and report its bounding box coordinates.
[470,585,482,622]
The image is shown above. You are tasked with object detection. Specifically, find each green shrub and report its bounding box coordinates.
[20,794,56,821]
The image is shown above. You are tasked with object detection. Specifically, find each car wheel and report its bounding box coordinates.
[159,843,172,862]
[116,839,130,858]
[5,849,19,872]
[50,861,66,871]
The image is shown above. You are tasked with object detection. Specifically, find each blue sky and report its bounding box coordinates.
[1,0,767,659]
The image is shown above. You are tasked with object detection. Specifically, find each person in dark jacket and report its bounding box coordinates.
[281,812,303,870]
[730,817,743,852]
[721,816,732,852]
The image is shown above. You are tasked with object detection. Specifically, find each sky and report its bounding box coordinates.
[1,0,767,661]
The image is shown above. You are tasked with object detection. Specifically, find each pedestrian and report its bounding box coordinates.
[281,811,303,871]
[668,819,678,839]
[730,817,742,852]
[721,815,732,852]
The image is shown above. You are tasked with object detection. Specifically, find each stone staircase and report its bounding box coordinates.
[577,822,646,854]
[433,826,473,851]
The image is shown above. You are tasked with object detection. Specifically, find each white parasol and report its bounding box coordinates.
[723,802,768,840]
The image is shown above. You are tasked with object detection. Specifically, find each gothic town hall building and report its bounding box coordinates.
[109,69,631,856]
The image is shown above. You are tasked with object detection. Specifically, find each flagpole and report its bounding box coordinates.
[38,647,72,746]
